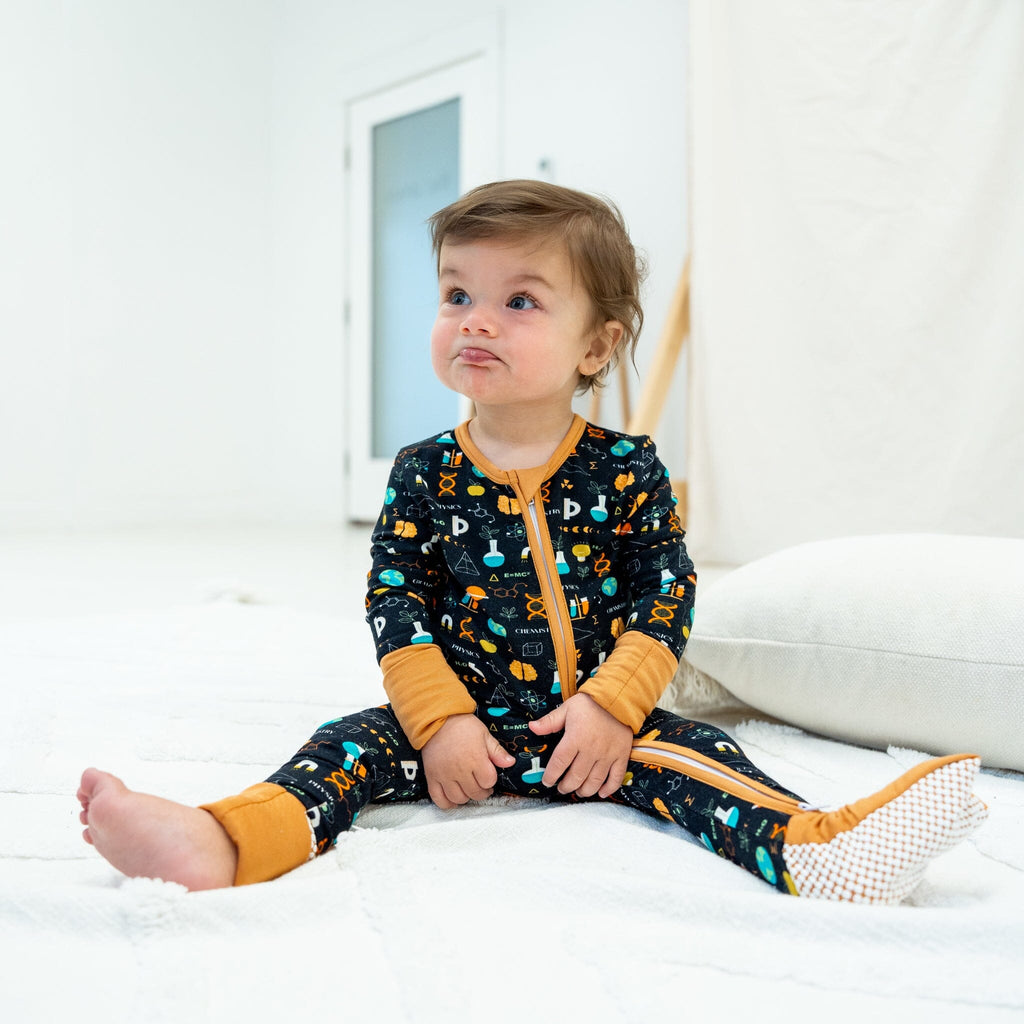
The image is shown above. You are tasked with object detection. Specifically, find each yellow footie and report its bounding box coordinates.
[201,783,313,886]
[783,753,987,903]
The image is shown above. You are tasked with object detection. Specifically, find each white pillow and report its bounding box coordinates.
[678,534,1024,772]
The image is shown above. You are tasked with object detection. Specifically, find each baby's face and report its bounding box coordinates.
[431,236,609,416]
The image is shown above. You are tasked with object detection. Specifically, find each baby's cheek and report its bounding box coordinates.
[428,328,449,374]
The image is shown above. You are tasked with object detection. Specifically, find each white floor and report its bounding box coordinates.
[0,523,740,621]
[0,523,372,619]
[3,525,1022,1023]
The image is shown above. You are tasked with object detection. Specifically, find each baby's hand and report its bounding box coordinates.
[528,693,633,799]
[421,714,516,810]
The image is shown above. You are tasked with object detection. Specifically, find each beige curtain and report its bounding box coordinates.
[687,0,1024,565]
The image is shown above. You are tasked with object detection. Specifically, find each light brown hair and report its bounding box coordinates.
[428,179,646,393]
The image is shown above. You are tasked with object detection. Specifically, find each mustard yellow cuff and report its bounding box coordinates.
[381,644,477,749]
[201,782,312,886]
[580,631,679,732]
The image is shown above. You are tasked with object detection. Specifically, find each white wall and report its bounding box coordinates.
[0,0,689,529]
[0,0,275,529]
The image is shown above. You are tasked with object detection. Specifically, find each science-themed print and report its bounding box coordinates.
[618,709,806,895]
[264,705,805,895]
[364,416,696,729]
[256,418,813,894]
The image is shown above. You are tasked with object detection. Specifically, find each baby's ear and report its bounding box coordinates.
[579,320,624,375]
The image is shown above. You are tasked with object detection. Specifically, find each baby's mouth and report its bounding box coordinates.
[459,347,499,365]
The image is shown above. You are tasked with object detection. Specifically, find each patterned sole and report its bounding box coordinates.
[783,754,986,903]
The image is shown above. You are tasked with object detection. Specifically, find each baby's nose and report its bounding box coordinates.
[460,310,497,336]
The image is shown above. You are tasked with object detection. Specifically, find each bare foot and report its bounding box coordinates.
[77,768,238,891]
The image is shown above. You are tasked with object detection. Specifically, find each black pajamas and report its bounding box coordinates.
[265,704,807,895]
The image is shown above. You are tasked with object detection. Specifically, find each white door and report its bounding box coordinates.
[346,58,497,522]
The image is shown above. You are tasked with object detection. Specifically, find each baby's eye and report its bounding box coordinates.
[447,289,470,306]
[508,294,537,311]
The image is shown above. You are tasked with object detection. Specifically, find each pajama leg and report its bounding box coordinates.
[612,708,988,902]
[263,704,426,854]
[203,704,423,885]
[612,708,804,893]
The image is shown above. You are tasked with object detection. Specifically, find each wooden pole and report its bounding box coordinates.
[586,347,634,427]
[618,351,632,425]
[628,254,690,438]
[627,255,691,526]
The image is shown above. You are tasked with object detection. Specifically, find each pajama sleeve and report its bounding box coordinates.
[580,442,696,731]
[365,446,476,749]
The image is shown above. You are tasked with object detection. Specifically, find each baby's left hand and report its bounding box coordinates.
[528,692,633,799]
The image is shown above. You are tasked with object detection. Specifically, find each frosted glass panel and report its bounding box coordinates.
[372,99,460,458]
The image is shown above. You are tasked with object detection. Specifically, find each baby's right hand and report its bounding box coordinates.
[421,714,516,810]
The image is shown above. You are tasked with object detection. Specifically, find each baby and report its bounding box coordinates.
[79,179,987,901]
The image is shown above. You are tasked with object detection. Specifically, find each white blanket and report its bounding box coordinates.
[2,602,1022,1022]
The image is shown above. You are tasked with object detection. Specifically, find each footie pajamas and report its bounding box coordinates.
[202,419,986,901]
[202,705,985,902]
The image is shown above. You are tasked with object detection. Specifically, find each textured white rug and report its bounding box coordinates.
[2,603,1022,1022]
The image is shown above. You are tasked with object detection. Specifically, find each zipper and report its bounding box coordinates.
[629,741,820,814]
[521,492,576,700]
